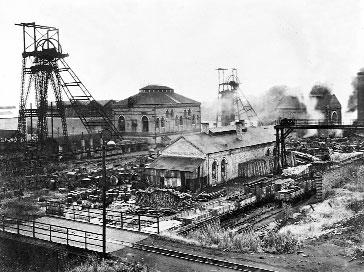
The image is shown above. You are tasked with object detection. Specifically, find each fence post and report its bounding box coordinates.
[85,232,87,249]
[50,225,52,241]
[157,216,160,234]
[17,219,19,234]
[2,215,4,231]
[66,228,69,246]
[120,212,123,229]
[73,206,76,220]
[138,214,141,232]
[88,208,90,222]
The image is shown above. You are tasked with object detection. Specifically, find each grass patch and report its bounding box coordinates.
[67,258,148,272]
[182,225,299,254]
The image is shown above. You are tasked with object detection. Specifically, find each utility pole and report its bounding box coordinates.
[101,136,107,256]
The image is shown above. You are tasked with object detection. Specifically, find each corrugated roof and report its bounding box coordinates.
[182,126,275,154]
[115,90,200,106]
[147,156,204,172]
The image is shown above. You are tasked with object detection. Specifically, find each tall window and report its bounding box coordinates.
[221,159,227,180]
[192,115,196,125]
[170,109,174,117]
[118,116,125,132]
[165,110,169,118]
[188,109,191,116]
[212,161,217,179]
[179,116,183,126]
[175,116,179,126]
[155,117,160,129]
[161,117,165,128]
[332,111,338,123]
[184,109,187,117]
[142,116,149,132]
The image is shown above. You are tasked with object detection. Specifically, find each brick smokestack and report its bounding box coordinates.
[235,120,246,139]
[357,71,364,124]
[201,122,210,134]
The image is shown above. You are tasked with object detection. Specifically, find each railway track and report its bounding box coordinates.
[235,209,282,233]
[132,243,276,272]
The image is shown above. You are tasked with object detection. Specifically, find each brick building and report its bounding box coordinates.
[310,86,342,124]
[112,85,201,144]
[146,121,275,192]
[275,96,307,119]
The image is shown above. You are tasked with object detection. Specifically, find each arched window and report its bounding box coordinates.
[332,111,338,123]
[266,148,271,156]
[118,116,125,132]
[221,159,227,180]
[155,117,160,129]
[175,116,179,126]
[192,115,196,125]
[161,117,165,128]
[142,116,149,132]
[179,116,183,126]
[212,161,217,179]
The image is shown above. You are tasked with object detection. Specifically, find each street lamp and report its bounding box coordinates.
[101,136,116,256]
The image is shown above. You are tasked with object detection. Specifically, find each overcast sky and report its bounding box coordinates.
[1,0,364,113]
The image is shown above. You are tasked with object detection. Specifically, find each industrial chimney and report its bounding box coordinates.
[357,71,364,124]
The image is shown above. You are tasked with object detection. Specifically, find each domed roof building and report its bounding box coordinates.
[112,85,201,145]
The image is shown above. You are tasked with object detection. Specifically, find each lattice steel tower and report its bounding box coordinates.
[216,68,261,127]
[16,22,119,151]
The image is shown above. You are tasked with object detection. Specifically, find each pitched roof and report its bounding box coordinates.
[181,126,275,154]
[115,85,200,107]
[147,156,204,172]
[329,94,341,108]
[275,96,306,110]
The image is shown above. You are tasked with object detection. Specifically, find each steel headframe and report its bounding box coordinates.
[16,22,120,153]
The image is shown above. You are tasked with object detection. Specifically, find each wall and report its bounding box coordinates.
[205,143,274,185]
[113,104,201,143]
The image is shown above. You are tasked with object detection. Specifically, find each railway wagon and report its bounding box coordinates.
[276,186,304,202]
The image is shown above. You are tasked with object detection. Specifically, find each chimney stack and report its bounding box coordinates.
[235,120,246,139]
[201,122,210,134]
[357,71,364,124]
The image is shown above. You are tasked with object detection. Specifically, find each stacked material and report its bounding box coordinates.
[135,188,192,210]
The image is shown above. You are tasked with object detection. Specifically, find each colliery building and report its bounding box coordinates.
[145,121,276,192]
[310,86,342,123]
[112,85,201,144]
[275,96,308,119]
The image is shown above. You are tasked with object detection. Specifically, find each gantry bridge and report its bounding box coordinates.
[274,118,364,174]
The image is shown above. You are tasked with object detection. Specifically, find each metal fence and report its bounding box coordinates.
[45,202,160,234]
[0,215,104,252]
